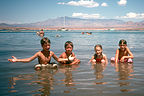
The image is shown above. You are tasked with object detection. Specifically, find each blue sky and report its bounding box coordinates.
[0,0,144,24]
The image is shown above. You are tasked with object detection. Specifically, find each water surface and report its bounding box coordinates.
[0,30,144,96]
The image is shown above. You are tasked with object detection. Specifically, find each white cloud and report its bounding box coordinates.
[117,0,127,6]
[58,0,99,8]
[57,2,65,5]
[72,13,104,19]
[116,12,144,19]
[101,2,108,7]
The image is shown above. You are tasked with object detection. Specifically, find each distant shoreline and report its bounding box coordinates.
[0,27,144,32]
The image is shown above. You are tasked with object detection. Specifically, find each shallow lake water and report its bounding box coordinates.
[0,30,144,96]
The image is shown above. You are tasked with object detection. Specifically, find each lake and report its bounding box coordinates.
[0,30,144,96]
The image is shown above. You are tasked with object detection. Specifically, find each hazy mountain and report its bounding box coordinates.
[0,17,143,28]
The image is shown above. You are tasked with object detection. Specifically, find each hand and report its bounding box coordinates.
[120,56,125,62]
[89,59,96,64]
[8,56,17,62]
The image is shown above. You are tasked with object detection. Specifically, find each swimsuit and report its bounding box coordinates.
[94,54,103,62]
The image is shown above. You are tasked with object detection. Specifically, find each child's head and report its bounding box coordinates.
[65,41,73,48]
[94,44,103,56]
[41,37,51,51]
[41,37,51,46]
[40,29,43,31]
[64,41,73,53]
[119,39,127,50]
[119,39,127,45]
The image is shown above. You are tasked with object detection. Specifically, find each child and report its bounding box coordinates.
[111,39,134,63]
[58,41,80,65]
[8,37,58,70]
[36,29,44,37]
[89,44,108,65]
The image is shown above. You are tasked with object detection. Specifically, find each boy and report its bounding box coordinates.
[111,39,134,63]
[58,41,80,65]
[8,37,58,70]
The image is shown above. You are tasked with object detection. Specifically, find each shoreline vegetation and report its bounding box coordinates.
[0,27,144,32]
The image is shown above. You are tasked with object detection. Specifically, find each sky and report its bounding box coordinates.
[0,0,144,24]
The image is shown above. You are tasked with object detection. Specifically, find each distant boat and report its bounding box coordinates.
[108,28,115,31]
[57,16,69,31]
[57,27,69,31]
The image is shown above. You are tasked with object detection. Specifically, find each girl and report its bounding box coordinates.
[89,44,108,64]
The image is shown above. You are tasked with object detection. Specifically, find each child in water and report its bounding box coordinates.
[8,37,59,70]
[111,39,134,63]
[58,41,80,65]
[89,44,108,64]
[36,29,44,37]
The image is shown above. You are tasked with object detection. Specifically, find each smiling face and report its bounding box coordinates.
[40,37,51,52]
[95,46,102,56]
[119,39,127,51]
[119,43,127,51]
[42,43,50,52]
[65,44,73,54]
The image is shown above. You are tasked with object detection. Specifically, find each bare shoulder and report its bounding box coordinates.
[50,51,54,54]
[126,46,130,51]
[50,51,55,56]
[59,52,66,58]
[103,53,107,57]
[116,48,120,53]
[61,52,66,55]
[35,51,41,55]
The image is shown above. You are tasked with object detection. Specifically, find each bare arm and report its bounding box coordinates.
[89,56,94,63]
[124,47,134,59]
[120,47,134,62]
[114,49,119,72]
[115,49,119,64]
[103,54,108,65]
[58,53,69,64]
[58,52,75,62]
[58,53,68,62]
[51,51,59,62]
[8,52,39,63]
[58,52,80,64]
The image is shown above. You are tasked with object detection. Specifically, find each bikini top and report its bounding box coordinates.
[94,54,103,62]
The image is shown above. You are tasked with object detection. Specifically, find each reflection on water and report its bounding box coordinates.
[8,74,34,93]
[2,31,144,95]
[34,69,58,96]
[92,63,107,85]
[8,65,80,95]
[8,68,58,96]
[112,62,134,93]
[59,64,79,93]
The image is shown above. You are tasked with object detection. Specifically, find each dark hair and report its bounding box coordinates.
[119,39,127,45]
[64,41,73,48]
[94,44,102,50]
[41,37,51,46]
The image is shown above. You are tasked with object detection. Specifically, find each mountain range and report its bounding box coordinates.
[0,16,144,29]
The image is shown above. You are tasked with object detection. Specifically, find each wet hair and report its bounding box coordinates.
[119,39,127,45]
[41,37,51,46]
[94,44,102,50]
[64,41,73,48]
